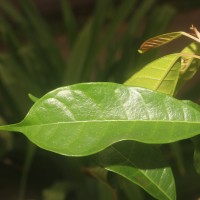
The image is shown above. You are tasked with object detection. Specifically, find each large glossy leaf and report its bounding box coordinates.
[1,82,200,156]
[125,54,181,96]
[96,141,176,200]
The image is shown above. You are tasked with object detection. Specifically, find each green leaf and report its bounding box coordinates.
[125,54,181,96]
[96,141,176,200]
[1,82,200,156]
[28,93,39,103]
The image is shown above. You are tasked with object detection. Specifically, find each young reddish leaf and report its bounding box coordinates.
[138,32,183,53]
[139,26,200,53]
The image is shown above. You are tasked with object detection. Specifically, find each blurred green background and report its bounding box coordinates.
[0,0,200,199]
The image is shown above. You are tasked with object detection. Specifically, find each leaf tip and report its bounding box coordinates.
[28,93,39,103]
[138,49,144,54]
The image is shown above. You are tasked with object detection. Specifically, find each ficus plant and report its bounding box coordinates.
[1,26,200,200]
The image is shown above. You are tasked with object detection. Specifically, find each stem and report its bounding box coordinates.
[190,25,200,39]
[182,32,200,43]
[178,53,200,60]
[0,123,20,132]
[18,142,36,200]
[169,143,186,175]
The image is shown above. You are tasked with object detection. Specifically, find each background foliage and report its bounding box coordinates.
[1,0,200,199]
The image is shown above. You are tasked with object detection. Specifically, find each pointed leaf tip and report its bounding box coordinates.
[28,93,39,103]
[139,32,183,53]
[138,49,143,54]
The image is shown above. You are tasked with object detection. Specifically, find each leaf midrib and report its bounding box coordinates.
[1,119,199,132]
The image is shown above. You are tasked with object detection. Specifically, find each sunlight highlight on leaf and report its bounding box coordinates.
[1,83,200,156]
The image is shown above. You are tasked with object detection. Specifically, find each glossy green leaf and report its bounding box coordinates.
[96,141,176,200]
[124,45,200,179]
[125,54,181,96]
[124,43,200,178]
[1,82,200,156]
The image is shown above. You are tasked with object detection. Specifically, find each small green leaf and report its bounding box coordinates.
[1,82,200,156]
[28,93,39,103]
[96,141,176,200]
[125,54,181,96]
